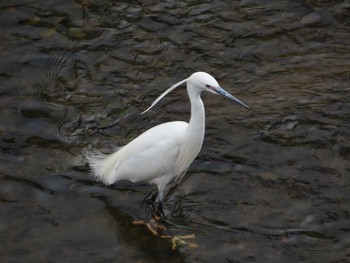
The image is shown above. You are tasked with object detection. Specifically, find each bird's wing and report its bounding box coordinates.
[97,122,188,185]
[107,137,180,184]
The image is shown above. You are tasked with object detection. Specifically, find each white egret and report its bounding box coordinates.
[84,72,249,214]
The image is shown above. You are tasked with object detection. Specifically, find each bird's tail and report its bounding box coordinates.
[82,145,118,185]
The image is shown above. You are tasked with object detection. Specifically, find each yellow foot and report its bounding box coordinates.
[171,234,198,250]
[132,220,198,249]
[132,219,166,236]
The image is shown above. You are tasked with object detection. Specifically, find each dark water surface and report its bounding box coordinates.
[1,0,350,262]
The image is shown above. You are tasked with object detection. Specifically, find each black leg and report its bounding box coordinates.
[143,190,157,207]
[143,190,166,219]
[156,200,165,219]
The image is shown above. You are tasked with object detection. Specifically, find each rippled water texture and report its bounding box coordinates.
[1,0,350,262]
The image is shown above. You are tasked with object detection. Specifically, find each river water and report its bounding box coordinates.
[1,0,349,262]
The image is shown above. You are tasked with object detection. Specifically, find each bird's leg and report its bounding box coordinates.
[155,200,165,219]
[142,190,158,208]
[141,190,164,218]
[149,191,158,207]
[142,189,166,219]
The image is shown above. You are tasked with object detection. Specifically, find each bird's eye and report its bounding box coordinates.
[205,84,211,88]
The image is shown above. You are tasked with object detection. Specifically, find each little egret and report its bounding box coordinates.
[84,72,249,213]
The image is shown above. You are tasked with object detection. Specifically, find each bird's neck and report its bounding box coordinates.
[187,87,205,138]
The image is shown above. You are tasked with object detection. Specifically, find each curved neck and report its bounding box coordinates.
[187,86,205,136]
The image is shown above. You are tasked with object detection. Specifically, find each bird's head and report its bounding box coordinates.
[187,72,220,93]
[142,71,250,114]
[188,71,250,109]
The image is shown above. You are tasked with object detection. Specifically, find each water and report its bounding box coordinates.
[1,0,349,262]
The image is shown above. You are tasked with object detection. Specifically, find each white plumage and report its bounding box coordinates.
[84,72,249,205]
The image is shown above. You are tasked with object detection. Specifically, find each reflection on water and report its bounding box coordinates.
[1,0,349,262]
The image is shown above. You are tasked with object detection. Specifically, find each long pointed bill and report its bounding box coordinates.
[141,78,188,114]
[214,87,250,110]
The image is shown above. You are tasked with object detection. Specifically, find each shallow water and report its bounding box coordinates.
[1,0,350,262]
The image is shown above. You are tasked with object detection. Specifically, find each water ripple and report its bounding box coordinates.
[1,0,350,262]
